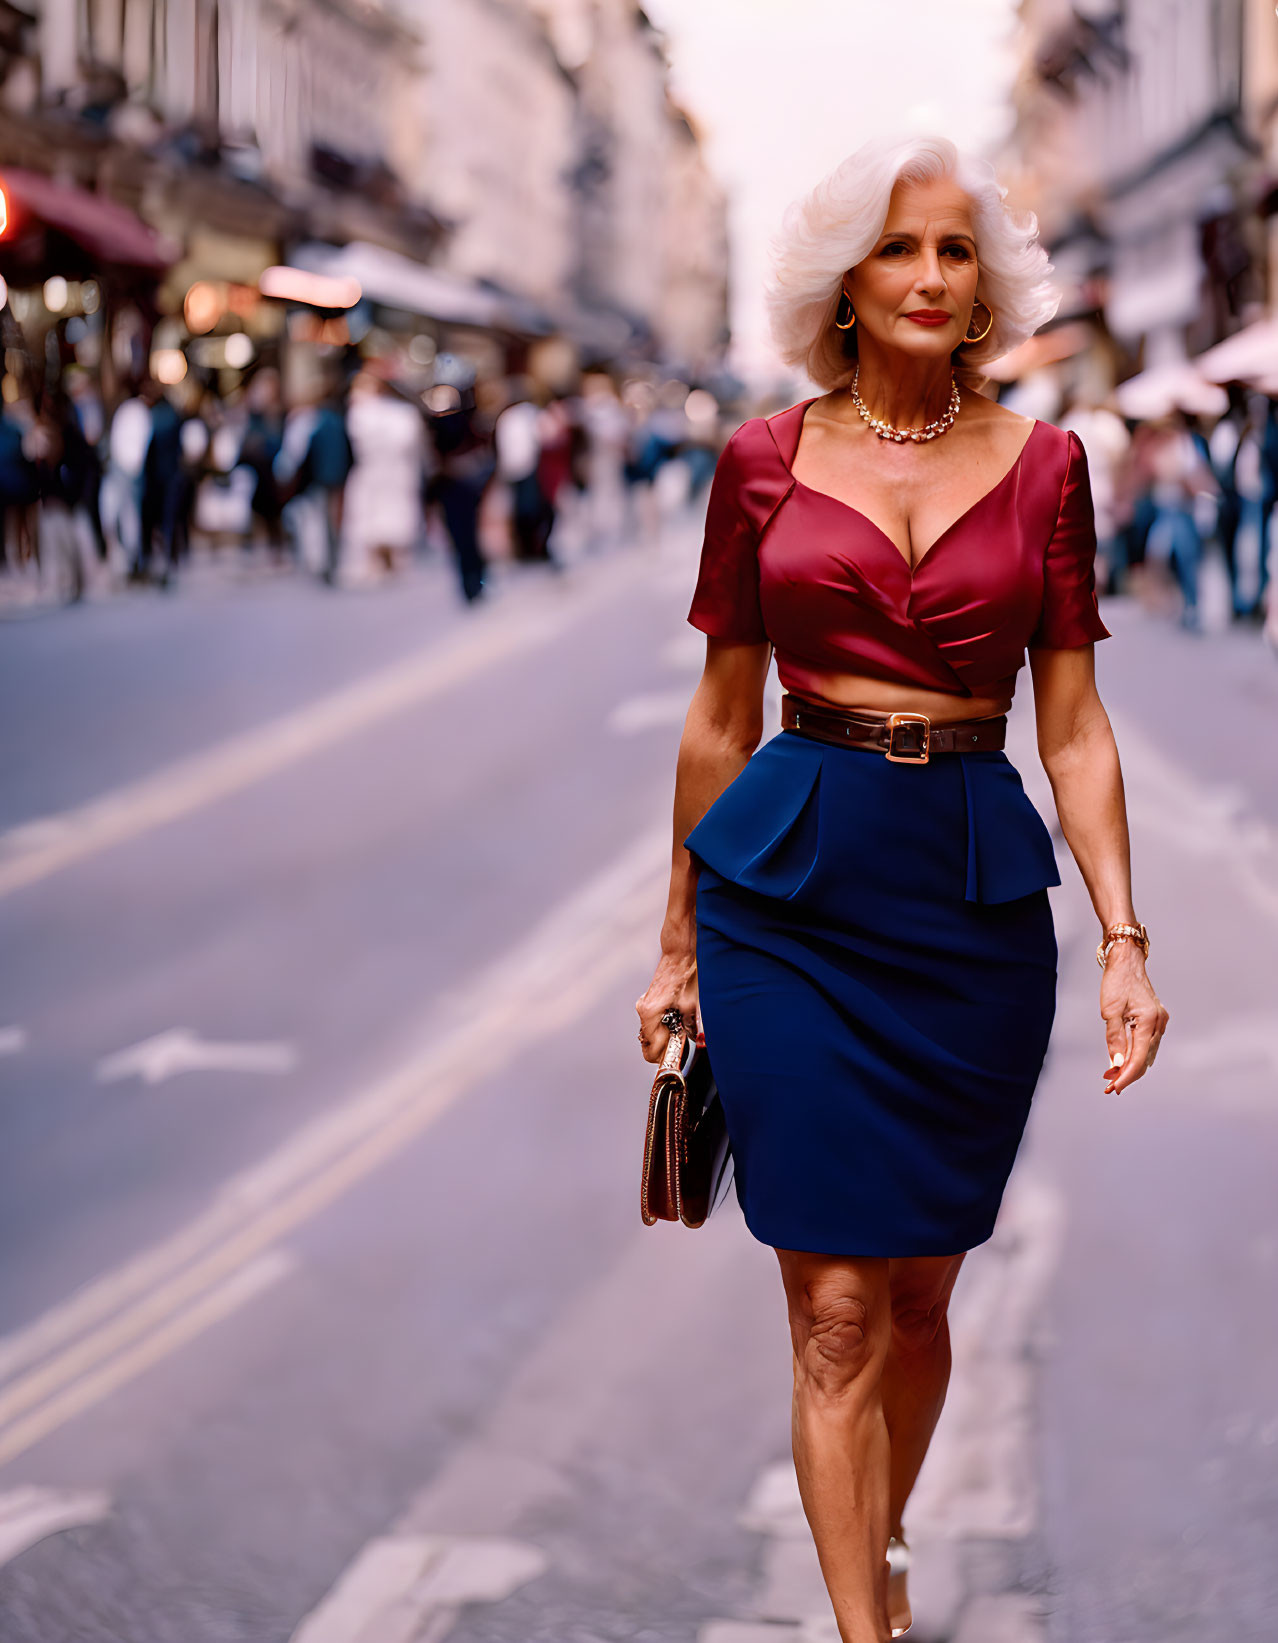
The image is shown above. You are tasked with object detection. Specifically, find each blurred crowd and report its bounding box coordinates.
[9,347,1278,648]
[0,354,724,609]
[1063,389,1277,639]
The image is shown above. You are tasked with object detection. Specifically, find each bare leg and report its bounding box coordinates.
[882,1253,966,1534]
[776,1249,894,1643]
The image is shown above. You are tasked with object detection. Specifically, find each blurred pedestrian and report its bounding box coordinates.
[23,390,96,602]
[65,366,109,563]
[101,383,151,576]
[1229,393,1277,622]
[345,367,427,578]
[278,376,355,587]
[1061,396,1130,595]
[681,388,722,501]
[168,381,210,572]
[1112,420,1160,591]
[0,396,39,573]
[1144,413,1215,631]
[136,381,184,587]
[495,379,553,563]
[579,373,629,549]
[238,368,288,561]
[623,378,686,537]
[1207,392,1244,606]
[427,378,494,605]
[535,394,576,557]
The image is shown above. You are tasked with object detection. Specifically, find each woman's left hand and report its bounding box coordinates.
[1100,942,1169,1094]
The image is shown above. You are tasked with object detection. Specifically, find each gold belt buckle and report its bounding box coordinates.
[885,711,931,763]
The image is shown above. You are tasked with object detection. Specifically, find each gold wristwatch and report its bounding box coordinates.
[1096,921,1150,969]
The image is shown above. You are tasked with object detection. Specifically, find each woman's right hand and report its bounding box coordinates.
[635,946,700,1065]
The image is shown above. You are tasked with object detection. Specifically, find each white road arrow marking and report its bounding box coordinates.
[0,824,667,1468]
[95,1029,298,1086]
[0,1485,112,1567]
[0,1026,27,1057]
[290,1533,547,1643]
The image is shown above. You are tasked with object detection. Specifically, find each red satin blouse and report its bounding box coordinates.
[687,399,1111,703]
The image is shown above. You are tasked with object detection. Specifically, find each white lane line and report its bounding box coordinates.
[607,691,690,735]
[0,824,668,1466]
[1109,707,1278,922]
[710,1173,1067,1643]
[0,822,666,1386]
[290,1534,547,1643]
[0,1026,27,1057]
[398,1216,764,1545]
[908,1171,1066,1541]
[95,1030,299,1086]
[0,555,643,902]
[0,1251,295,1469]
[0,1485,112,1568]
[952,1593,1047,1643]
[700,1626,801,1643]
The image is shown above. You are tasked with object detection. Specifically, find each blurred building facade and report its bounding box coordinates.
[1005,0,1278,386]
[0,0,730,400]
[404,0,579,314]
[660,105,731,372]
[533,0,730,372]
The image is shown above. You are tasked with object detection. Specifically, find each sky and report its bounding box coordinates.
[641,0,1023,380]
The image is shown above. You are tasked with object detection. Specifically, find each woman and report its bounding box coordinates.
[636,136,1169,1643]
[345,367,427,579]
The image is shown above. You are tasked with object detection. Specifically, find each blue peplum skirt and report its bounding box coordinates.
[685,730,1061,1258]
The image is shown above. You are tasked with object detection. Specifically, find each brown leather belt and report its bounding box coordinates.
[780,694,1007,763]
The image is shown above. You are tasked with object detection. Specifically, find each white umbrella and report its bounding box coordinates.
[1194,317,1278,384]
[1113,362,1227,420]
[982,322,1092,384]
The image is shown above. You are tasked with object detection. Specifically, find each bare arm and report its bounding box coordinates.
[1028,645,1170,1093]
[636,636,772,1063]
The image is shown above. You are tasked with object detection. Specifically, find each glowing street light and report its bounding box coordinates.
[259,265,362,309]
[223,332,254,369]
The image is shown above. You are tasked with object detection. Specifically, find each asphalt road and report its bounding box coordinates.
[0,526,1275,1643]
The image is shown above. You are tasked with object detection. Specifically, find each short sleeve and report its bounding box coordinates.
[687,428,769,645]
[1028,430,1112,650]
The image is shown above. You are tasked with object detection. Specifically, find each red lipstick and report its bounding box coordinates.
[904,310,952,327]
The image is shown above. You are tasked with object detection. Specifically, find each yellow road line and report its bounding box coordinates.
[0,845,666,1467]
[0,826,666,1386]
[0,1252,295,1469]
[0,557,642,901]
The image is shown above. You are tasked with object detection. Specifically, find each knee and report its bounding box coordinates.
[890,1294,949,1357]
[793,1285,887,1400]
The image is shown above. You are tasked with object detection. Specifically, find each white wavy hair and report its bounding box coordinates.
[766,134,1059,389]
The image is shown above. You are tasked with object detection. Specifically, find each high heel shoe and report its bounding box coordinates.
[886,1535,912,1638]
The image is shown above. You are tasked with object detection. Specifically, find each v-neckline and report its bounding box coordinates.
[779,398,1041,581]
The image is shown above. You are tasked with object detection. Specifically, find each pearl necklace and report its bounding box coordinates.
[850,366,961,444]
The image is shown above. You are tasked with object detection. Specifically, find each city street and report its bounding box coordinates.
[1,521,1276,1643]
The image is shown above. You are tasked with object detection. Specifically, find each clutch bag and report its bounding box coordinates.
[640,1010,734,1228]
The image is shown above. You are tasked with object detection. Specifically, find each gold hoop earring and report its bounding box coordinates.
[834,291,856,331]
[964,300,994,344]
